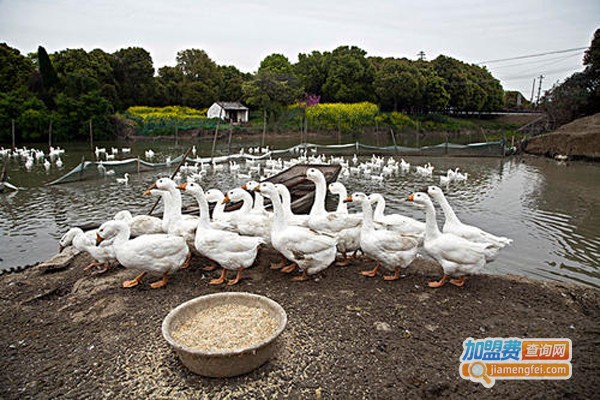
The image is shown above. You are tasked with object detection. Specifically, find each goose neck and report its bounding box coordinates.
[423,199,441,239]
[436,193,460,224]
[309,174,327,216]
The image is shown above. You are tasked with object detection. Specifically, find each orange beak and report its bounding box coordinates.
[144,183,157,195]
[96,233,104,246]
[241,184,247,190]
[254,186,261,192]
[343,195,353,203]
[222,194,231,204]
[177,183,188,190]
[407,193,414,201]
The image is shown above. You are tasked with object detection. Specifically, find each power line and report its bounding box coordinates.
[477,47,587,65]
[487,52,581,71]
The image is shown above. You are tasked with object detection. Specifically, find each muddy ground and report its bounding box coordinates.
[0,248,598,399]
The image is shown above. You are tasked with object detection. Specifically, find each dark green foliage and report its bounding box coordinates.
[2,40,521,142]
[321,46,375,103]
[112,47,156,109]
[542,28,600,127]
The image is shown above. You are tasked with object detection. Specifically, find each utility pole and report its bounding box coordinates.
[530,77,536,103]
[536,75,544,106]
[417,51,426,61]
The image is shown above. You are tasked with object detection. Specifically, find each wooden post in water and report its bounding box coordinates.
[261,109,267,147]
[175,124,179,146]
[211,119,220,161]
[148,146,193,215]
[445,133,449,155]
[48,120,53,148]
[79,155,85,180]
[89,119,94,152]
[227,126,233,155]
[11,119,15,149]
[390,128,398,155]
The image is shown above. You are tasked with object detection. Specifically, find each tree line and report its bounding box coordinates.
[540,28,600,128]
[1,43,507,143]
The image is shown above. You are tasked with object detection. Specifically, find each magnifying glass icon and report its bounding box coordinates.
[469,361,492,385]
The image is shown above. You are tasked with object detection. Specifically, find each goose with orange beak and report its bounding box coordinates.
[178,182,264,286]
[254,181,337,282]
[95,220,189,289]
[407,192,497,288]
[344,192,419,280]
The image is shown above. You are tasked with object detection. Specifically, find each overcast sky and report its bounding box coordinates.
[1,0,598,98]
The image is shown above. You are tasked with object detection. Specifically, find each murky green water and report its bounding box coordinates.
[1,137,599,288]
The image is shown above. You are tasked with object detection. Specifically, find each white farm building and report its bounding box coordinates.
[206,102,249,123]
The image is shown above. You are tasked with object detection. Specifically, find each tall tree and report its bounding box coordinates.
[374,58,424,112]
[294,50,328,96]
[321,46,375,103]
[218,65,250,101]
[112,47,155,109]
[175,49,222,108]
[259,54,294,74]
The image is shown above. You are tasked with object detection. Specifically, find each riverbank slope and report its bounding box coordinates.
[524,113,600,160]
[0,249,598,399]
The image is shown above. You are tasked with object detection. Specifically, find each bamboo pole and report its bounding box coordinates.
[48,120,52,148]
[261,109,266,147]
[147,146,193,216]
[227,126,233,155]
[89,119,93,152]
[390,128,398,155]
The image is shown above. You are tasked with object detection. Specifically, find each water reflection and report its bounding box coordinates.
[1,142,598,288]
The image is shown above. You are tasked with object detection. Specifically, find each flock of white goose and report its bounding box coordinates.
[0,145,66,171]
[59,162,512,289]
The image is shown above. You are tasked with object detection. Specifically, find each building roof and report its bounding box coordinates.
[216,102,249,110]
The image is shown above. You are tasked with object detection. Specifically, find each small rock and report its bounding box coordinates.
[374,322,392,332]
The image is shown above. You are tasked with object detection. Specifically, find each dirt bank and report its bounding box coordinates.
[0,249,598,399]
[524,113,600,160]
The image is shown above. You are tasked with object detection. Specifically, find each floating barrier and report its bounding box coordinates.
[44,140,504,186]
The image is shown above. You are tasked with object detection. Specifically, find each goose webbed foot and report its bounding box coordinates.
[122,272,147,288]
[150,272,169,288]
[428,274,449,288]
[227,267,244,286]
[360,262,380,277]
[209,268,228,285]
[281,263,297,273]
[181,253,192,269]
[383,267,402,281]
[291,270,309,282]
[450,276,465,287]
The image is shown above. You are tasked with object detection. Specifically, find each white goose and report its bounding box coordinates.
[179,182,264,285]
[328,182,349,214]
[146,178,198,243]
[255,182,337,281]
[275,183,309,227]
[368,193,425,241]
[96,220,190,288]
[426,186,512,251]
[204,188,229,222]
[306,168,362,264]
[113,209,163,237]
[223,188,272,243]
[242,180,269,216]
[346,193,419,280]
[407,192,497,288]
[59,227,116,273]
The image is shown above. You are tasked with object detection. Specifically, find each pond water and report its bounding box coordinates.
[1,138,599,288]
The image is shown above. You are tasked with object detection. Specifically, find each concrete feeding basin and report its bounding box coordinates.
[162,292,287,377]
